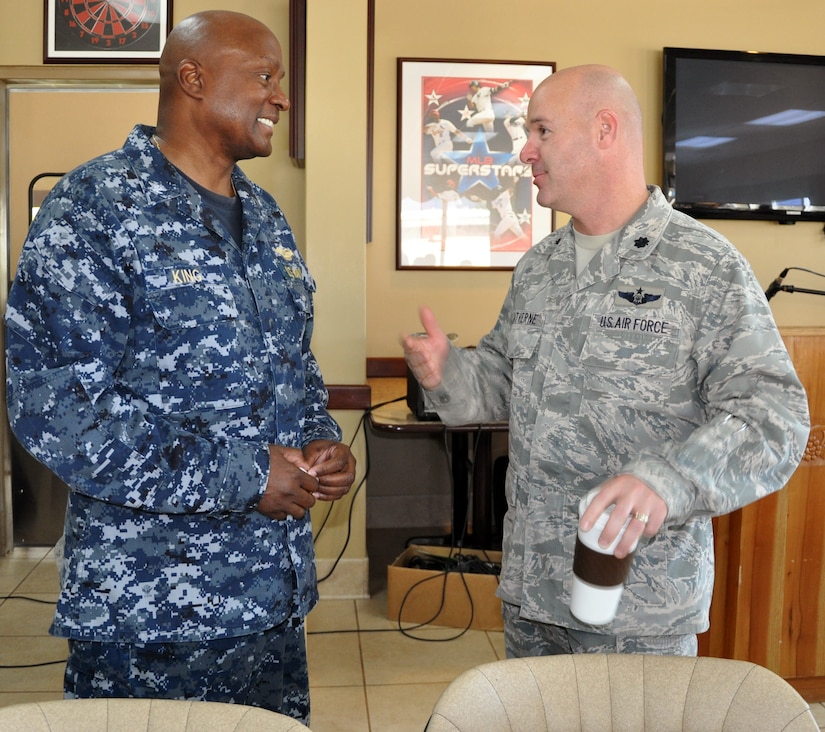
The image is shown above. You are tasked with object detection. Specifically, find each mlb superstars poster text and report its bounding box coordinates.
[397,59,555,269]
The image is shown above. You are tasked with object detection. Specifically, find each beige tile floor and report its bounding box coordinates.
[0,545,506,731]
[2,545,824,731]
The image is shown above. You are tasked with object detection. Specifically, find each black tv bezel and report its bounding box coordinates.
[662,46,825,225]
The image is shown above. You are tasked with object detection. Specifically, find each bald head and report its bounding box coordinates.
[159,11,274,93]
[535,64,643,145]
[521,64,649,232]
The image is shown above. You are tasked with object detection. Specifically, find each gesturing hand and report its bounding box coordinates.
[400,306,451,391]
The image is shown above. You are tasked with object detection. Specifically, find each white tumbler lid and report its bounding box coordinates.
[578,488,638,554]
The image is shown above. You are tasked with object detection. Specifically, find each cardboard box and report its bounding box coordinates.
[387,545,503,631]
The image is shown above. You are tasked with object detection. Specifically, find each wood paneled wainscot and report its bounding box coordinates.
[698,327,825,702]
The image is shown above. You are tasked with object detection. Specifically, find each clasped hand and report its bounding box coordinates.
[256,440,356,521]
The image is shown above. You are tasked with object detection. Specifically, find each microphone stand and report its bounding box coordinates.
[764,267,825,301]
[771,285,825,298]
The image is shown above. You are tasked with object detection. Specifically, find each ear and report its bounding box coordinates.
[596,109,618,147]
[177,59,205,100]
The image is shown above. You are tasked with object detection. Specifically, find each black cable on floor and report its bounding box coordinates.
[0,595,56,604]
[0,596,65,668]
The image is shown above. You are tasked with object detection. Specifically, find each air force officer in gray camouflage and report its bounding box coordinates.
[5,11,355,724]
[403,65,809,658]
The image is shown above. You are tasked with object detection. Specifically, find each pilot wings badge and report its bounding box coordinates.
[616,286,663,308]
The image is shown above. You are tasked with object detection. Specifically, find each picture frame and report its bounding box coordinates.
[397,58,555,271]
[288,0,306,167]
[44,0,173,64]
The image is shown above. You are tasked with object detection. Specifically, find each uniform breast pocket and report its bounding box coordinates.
[506,326,541,359]
[506,325,541,400]
[145,279,248,413]
[579,320,680,407]
[258,274,313,361]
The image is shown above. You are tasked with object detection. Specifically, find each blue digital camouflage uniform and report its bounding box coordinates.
[424,186,810,637]
[5,124,342,645]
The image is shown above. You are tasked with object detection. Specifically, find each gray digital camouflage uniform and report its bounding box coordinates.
[425,186,809,636]
[5,125,341,644]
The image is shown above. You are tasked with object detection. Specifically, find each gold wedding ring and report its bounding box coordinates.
[633,512,650,524]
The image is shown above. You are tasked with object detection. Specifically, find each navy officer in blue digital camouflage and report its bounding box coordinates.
[5,10,355,724]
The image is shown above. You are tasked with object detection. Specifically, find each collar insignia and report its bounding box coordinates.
[274,245,294,261]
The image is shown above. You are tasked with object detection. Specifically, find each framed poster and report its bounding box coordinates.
[44,0,173,63]
[397,58,554,270]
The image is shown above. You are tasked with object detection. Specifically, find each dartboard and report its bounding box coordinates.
[51,0,165,54]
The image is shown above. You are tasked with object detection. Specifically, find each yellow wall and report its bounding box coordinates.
[367,0,825,355]
[8,89,160,272]
[302,0,369,589]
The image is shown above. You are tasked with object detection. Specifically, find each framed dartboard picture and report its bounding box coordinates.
[44,0,173,63]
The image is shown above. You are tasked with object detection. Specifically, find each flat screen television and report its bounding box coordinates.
[662,47,825,224]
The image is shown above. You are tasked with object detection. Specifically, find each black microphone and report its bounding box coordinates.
[765,268,789,301]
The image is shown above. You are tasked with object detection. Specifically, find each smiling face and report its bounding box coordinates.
[519,75,600,216]
[194,16,290,163]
